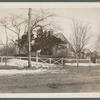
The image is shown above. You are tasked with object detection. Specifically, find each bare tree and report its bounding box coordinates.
[0,16,25,55]
[70,20,92,67]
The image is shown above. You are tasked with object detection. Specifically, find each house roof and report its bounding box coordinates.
[54,33,69,43]
[54,33,75,52]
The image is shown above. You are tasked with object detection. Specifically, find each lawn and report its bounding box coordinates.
[0,65,100,93]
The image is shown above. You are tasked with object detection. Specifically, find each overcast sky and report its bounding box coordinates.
[0,8,100,51]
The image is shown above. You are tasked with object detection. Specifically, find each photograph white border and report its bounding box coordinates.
[0,2,100,98]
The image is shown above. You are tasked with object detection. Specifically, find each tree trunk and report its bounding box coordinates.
[76,53,79,67]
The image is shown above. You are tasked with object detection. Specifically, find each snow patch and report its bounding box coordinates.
[0,69,49,75]
[0,59,55,68]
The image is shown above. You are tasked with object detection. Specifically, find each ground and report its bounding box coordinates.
[0,65,100,93]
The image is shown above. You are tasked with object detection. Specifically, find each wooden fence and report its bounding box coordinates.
[0,56,91,65]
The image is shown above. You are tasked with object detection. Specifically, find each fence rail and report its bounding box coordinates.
[0,56,92,65]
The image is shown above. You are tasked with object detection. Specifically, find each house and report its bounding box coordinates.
[14,30,75,58]
[81,49,92,59]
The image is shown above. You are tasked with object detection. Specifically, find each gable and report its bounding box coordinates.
[54,33,75,52]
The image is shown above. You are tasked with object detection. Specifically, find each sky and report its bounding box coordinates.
[0,8,100,52]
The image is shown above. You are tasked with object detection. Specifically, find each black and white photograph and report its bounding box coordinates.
[0,3,100,96]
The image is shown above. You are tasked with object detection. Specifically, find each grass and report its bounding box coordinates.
[0,65,99,93]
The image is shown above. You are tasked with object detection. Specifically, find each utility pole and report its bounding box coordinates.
[28,8,32,68]
[5,27,8,66]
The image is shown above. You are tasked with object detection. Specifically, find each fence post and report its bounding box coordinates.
[89,58,91,63]
[61,57,64,65]
[36,56,38,63]
[49,58,51,64]
[96,59,97,63]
